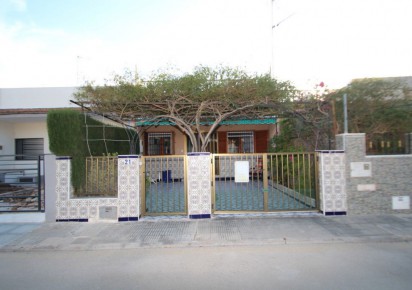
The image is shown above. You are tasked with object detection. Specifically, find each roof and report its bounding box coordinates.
[0,108,79,115]
[0,108,48,115]
[220,118,276,125]
[136,117,276,127]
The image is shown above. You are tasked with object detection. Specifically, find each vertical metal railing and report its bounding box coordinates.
[0,154,44,212]
[212,152,319,213]
[137,152,319,216]
[37,155,44,211]
[143,155,186,215]
[266,152,318,211]
[84,156,118,197]
[212,154,264,212]
[366,134,412,155]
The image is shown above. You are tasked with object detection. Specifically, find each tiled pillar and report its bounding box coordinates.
[55,156,73,220]
[117,155,141,221]
[318,151,347,215]
[187,152,212,219]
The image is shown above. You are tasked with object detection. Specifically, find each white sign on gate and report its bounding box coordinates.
[235,161,249,183]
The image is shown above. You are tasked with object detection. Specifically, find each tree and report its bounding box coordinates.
[330,77,412,135]
[270,83,333,152]
[328,77,412,153]
[75,66,295,152]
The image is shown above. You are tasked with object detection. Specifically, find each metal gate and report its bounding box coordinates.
[0,155,45,212]
[212,153,319,213]
[141,152,319,216]
[142,155,187,215]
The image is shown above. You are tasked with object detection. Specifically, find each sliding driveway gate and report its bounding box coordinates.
[212,153,319,213]
[141,152,319,216]
[0,154,45,212]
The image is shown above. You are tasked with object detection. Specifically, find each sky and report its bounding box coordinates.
[0,0,411,90]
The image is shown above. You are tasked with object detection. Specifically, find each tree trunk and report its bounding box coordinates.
[138,131,145,155]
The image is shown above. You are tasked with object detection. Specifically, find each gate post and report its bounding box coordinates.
[318,150,347,215]
[117,155,141,221]
[262,154,269,212]
[44,154,57,222]
[187,152,211,219]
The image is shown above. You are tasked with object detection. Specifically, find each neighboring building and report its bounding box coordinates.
[0,87,77,158]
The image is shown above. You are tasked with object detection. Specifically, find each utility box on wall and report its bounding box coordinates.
[350,162,372,177]
[99,206,118,220]
[392,196,410,210]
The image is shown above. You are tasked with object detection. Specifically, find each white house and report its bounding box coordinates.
[0,87,78,157]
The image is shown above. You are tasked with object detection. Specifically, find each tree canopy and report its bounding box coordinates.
[331,77,412,135]
[270,83,333,151]
[75,66,296,152]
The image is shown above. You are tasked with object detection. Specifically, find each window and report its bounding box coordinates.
[15,138,44,160]
[227,132,254,153]
[148,133,172,155]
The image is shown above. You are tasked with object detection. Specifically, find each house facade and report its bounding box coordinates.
[142,120,279,156]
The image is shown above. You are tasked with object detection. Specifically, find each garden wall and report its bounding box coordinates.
[336,133,412,214]
[45,155,140,222]
[45,153,212,222]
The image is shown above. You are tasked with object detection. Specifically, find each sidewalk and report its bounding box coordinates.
[1,213,412,252]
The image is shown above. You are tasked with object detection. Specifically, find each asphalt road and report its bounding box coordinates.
[1,242,411,290]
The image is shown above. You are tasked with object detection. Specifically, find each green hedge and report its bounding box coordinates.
[47,109,138,192]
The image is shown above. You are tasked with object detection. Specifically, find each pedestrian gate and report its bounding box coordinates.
[142,155,187,215]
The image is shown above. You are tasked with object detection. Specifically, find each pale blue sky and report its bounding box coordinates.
[1,0,411,89]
